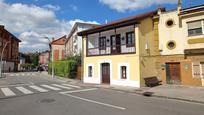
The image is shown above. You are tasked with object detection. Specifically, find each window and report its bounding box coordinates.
[99,37,106,50]
[88,66,93,77]
[121,66,127,79]
[166,19,174,27]
[192,62,204,78]
[167,41,176,50]
[201,62,204,78]
[126,32,135,47]
[187,20,203,36]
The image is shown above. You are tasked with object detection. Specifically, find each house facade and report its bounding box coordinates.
[157,3,204,86]
[51,36,65,61]
[0,25,21,72]
[78,9,163,87]
[65,22,97,57]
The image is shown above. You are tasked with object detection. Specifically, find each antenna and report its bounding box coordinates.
[105,19,108,24]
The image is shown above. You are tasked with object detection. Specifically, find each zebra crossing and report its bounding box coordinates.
[0,83,81,98]
[5,72,38,77]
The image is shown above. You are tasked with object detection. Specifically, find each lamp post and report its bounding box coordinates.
[0,41,10,78]
[44,37,54,78]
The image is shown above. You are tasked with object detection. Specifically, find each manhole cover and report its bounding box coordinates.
[39,98,55,103]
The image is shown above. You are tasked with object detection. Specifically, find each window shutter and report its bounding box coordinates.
[187,21,202,29]
[192,62,201,78]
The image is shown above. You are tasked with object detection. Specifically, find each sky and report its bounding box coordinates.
[0,0,204,52]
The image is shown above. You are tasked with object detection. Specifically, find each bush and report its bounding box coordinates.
[48,60,77,78]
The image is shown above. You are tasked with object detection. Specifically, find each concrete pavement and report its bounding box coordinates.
[0,72,204,115]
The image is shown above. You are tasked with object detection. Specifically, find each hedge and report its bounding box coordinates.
[48,60,77,78]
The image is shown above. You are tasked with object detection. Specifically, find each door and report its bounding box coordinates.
[102,63,110,84]
[166,63,181,84]
[111,34,121,54]
[116,34,121,53]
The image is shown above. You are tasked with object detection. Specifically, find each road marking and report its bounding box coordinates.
[0,83,34,88]
[16,87,33,94]
[62,84,81,88]
[29,86,48,92]
[61,93,126,110]
[60,88,98,94]
[41,85,61,91]
[52,84,72,90]
[1,88,16,96]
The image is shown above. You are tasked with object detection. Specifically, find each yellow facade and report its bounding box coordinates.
[82,17,159,87]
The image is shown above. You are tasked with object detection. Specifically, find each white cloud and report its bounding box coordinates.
[43,4,60,11]
[0,1,98,52]
[99,0,178,12]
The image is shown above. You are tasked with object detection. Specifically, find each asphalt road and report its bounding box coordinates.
[0,72,204,115]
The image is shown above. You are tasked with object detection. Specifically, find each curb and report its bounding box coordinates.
[99,87,204,105]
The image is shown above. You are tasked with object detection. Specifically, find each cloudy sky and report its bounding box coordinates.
[0,0,203,52]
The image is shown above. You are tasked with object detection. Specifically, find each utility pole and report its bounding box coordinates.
[0,42,10,78]
[44,37,54,78]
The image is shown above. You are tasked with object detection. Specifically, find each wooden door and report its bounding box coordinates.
[116,34,121,53]
[111,34,121,54]
[102,63,110,84]
[166,63,181,84]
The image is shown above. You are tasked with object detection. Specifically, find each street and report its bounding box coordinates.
[0,72,203,115]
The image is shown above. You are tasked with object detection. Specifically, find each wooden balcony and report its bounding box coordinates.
[87,43,136,56]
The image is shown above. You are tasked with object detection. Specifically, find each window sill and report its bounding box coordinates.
[188,33,204,37]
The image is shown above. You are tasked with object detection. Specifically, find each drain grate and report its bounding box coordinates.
[143,92,154,97]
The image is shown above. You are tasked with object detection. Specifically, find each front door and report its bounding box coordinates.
[102,63,110,84]
[166,63,181,84]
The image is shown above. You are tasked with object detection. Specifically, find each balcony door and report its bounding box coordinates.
[111,34,121,54]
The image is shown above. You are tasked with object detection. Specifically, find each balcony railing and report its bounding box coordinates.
[87,44,136,56]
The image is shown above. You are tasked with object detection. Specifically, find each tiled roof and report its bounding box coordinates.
[78,8,165,36]
[51,35,66,45]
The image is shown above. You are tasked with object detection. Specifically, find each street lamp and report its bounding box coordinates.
[44,37,54,78]
[0,41,10,78]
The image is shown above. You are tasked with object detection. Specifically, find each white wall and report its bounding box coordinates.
[181,14,204,49]
[158,10,184,55]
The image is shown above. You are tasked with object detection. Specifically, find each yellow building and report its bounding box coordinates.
[78,9,163,87]
[157,2,204,86]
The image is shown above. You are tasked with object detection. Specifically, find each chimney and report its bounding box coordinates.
[177,0,182,13]
[52,38,55,41]
[0,25,4,29]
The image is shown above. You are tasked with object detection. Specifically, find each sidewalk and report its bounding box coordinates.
[38,73,204,104]
[97,84,204,104]
[40,72,82,84]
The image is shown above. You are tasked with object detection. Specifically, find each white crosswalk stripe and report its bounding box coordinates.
[29,86,49,92]
[1,88,16,96]
[62,84,81,88]
[41,85,61,91]
[52,84,72,90]
[0,84,82,98]
[16,87,33,94]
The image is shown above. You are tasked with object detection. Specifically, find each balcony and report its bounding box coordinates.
[87,43,135,56]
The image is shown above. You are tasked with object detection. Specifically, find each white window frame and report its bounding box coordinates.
[201,62,204,79]
[118,63,130,80]
[202,20,204,35]
[187,20,204,36]
[87,64,94,78]
[192,62,204,78]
